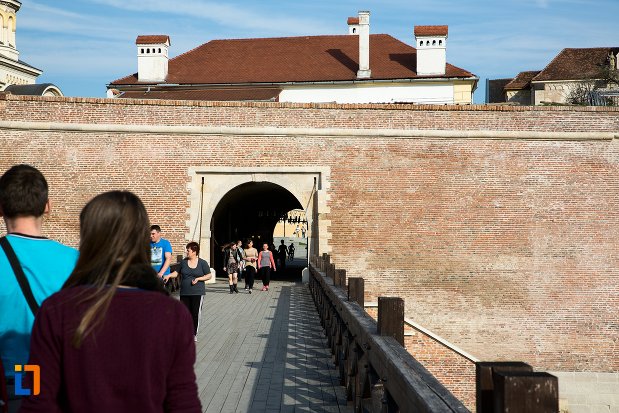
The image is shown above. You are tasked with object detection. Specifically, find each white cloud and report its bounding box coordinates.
[84,0,333,35]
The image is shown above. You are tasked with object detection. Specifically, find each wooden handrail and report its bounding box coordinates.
[309,258,468,412]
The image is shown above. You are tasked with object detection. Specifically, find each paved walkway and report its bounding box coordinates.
[191,280,352,413]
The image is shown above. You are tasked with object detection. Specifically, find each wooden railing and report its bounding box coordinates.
[309,254,559,413]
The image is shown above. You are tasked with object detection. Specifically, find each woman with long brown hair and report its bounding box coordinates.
[20,191,201,413]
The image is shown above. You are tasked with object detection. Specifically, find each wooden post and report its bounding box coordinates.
[328,263,336,279]
[493,372,558,413]
[335,269,346,287]
[377,297,404,346]
[348,278,364,307]
[476,362,533,413]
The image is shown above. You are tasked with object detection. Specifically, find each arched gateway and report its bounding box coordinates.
[185,167,331,280]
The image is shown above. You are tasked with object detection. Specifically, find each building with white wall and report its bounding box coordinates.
[0,0,62,96]
[108,11,478,105]
[490,47,619,105]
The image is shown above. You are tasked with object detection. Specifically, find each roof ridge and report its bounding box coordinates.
[168,33,399,65]
[532,48,566,82]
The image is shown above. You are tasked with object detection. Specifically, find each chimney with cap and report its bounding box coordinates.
[356,11,371,79]
[347,16,359,34]
[136,35,170,82]
[414,25,448,76]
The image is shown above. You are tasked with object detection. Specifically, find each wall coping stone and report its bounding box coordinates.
[0,120,615,141]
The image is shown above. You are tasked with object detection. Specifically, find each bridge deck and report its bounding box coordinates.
[192,280,352,413]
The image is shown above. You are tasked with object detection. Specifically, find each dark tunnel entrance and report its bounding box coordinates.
[210,181,305,280]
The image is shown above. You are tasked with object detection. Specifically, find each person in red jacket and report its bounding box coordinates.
[257,242,276,291]
[20,191,201,413]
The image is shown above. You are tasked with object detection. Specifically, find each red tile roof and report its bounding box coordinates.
[136,35,170,45]
[532,47,618,82]
[347,17,359,25]
[414,26,448,37]
[112,34,472,86]
[504,71,541,90]
[117,88,281,101]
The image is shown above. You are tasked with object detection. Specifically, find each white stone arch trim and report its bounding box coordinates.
[7,15,14,46]
[0,14,4,44]
[185,166,331,269]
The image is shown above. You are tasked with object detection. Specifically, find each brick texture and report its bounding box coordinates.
[0,95,617,378]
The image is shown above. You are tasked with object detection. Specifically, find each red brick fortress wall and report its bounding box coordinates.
[0,94,617,374]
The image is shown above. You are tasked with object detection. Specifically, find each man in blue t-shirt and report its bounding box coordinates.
[150,224,172,279]
[0,164,78,410]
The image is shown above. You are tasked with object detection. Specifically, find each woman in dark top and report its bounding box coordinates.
[164,241,212,341]
[222,242,242,294]
[20,191,201,413]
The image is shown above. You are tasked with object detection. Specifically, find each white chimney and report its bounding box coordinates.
[136,35,170,83]
[414,25,448,76]
[347,16,360,35]
[356,11,371,79]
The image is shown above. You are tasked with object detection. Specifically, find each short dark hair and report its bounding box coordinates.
[186,241,200,256]
[150,225,161,232]
[0,164,48,219]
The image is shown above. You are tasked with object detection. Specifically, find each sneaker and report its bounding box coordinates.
[261,286,266,291]
[244,286,248,290]
[266,285,269,291]
[248,289,252,294]
[194,336,198,342]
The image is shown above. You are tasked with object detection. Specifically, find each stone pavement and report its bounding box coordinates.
[192,280,353,413]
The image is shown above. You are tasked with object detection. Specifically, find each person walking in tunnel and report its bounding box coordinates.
[222,242,242,294]
[288,242,295,261]
[277,239,288,271]
[236,239,245,283]
[257,243,276,291]
[163,241,212,342]
[243,239,258,293]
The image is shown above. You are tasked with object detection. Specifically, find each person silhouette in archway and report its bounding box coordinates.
[277,240,288,271]
[257,243,276,291]
[288,242,295,261]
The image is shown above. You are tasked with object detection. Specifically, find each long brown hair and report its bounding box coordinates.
[63,191,162,347]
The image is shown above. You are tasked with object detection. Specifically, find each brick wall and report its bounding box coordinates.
[404,333,476,411]
[0,95,617,375]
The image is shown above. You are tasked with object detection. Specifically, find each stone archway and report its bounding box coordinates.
[185,167,331,279]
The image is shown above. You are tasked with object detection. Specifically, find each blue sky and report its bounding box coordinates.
[16,0,619,103]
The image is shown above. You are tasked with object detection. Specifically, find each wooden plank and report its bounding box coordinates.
[191,279,352,413]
